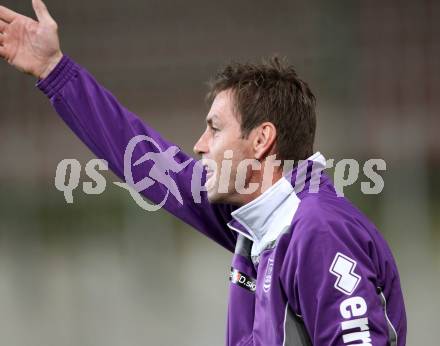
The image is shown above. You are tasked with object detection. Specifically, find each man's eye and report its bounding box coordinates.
[211,126,220,133]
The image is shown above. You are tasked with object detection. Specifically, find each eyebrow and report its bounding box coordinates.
[206,114,220,125]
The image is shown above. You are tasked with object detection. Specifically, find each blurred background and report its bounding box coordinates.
[0,0,439,344]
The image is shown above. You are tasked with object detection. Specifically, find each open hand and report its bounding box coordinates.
[0,0,62,79]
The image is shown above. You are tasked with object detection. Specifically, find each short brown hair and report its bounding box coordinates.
[207,56,316,162]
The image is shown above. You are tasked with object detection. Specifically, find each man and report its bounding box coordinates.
[0,1,407,345]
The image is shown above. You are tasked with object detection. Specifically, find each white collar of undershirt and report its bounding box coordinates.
[227,152,326,257]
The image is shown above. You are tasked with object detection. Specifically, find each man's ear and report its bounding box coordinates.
[252,122,277,160]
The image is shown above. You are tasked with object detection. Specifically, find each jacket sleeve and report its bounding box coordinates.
[280,215,399,345]
[36,55,237,252]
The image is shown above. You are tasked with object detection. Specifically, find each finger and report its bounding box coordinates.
[0,20,6,33]
[0,33,3,46]
[0,5,17,23]
[0,46,7,59]
[32,0,54,24]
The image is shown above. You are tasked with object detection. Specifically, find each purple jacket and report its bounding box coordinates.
[37,56,407,346]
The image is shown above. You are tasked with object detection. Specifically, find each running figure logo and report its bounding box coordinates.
[115,135,192,211]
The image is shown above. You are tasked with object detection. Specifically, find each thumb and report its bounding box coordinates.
[32,0,54,24]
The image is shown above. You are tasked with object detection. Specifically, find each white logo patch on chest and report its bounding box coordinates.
[263,257,275,293]
[329,252,361,295]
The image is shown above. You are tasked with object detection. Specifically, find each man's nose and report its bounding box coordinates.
[193,130,209,156]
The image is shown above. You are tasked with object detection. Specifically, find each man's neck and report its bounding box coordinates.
[237,165,284,206]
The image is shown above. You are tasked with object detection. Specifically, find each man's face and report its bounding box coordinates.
[193,89,254,204]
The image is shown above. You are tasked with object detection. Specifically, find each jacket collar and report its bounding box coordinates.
[227,152,326,248]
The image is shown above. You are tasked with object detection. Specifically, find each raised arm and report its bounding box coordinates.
[0,0,237,252]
